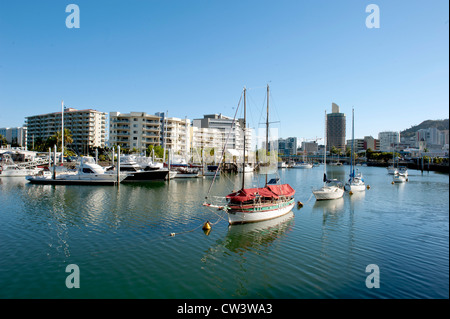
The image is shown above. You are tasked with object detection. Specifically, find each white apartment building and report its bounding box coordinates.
[109,112,190,155]
[163,116,191,156]
[26,108,106,154]
[192,114,251,153]
[378,131,400,152]
[0,127,27,147]
[109,112,161,151]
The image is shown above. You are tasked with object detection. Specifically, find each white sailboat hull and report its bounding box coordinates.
[393,174,407,183]
[313,186,345,200]
[227,201,295,225]
[348,183,366,192]
[293,163,313,169]
[387,167,398,175]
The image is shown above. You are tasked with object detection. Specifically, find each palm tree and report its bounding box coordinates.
[52,128,73,152]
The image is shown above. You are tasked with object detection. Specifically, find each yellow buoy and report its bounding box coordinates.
[391,181,395,185]
[202,221,212,231]
[367,185,371,189]
[349,191,353,195]
[297,201,303,208]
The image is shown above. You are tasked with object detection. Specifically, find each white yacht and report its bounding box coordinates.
[26,157,128,185]
[393,172,407,183]
[0,154,43,177]
[345,108,366,192]
[313,110,345,201]
[345,171,366,192]
[292,162,313,169]
[387,166,398,175]
[237,163,253,173]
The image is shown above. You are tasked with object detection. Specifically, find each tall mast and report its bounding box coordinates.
[61,100,64,162]
[265,84,269,186]
[242,87,246,190]
[324,110,327,185]
[351,107,355,177]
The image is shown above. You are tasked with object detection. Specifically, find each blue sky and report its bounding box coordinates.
[0,0,448,142]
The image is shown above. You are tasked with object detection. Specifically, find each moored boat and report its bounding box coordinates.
[26,156,128,185]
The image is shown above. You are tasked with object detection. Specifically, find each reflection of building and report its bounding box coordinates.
[327,103,346,152]
[26,108,106,153]
[378,131,400,152]
[0,127,27,147]
[278,137,297,155]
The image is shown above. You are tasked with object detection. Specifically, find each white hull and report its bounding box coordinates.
[313,186,345,200]
[27,173,127,185]
[349,183,366,192]
[393,174,407,183]
[293,163,313,169]
[387,167,398,175]
[0,168,42,177]
[227,202,295,225]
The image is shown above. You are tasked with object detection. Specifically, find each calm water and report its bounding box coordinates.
[0,166,448,299]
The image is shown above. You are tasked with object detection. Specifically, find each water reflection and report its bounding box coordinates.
[224,212,295,253]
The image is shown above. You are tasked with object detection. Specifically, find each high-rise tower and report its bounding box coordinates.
[327,103,346,152]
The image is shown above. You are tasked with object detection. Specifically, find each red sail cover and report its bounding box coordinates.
[227,184,295,203]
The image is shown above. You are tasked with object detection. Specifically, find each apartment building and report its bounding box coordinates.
[278,137,297,156]
[26,108,106,153]
[109,112,161,151]
[192,114,251,153]
[378,131,400,152]
[0,127,27,147]
[109,112,190,155]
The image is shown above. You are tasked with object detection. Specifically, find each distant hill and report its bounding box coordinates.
[401,119,449,138]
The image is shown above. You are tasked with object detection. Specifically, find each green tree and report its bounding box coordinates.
[52,129,74,152]
[0,134,7,147]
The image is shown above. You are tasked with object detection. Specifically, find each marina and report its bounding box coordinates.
[0,165,448,298]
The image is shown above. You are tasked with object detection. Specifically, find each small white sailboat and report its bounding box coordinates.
[393,172,407,183]
[313,110,345,200]
[345,108,366,192]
